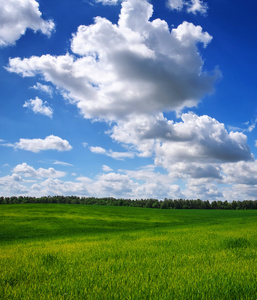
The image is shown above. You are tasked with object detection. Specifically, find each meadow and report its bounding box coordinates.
[0,204,257,299]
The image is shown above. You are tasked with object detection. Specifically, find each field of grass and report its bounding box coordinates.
[1,204,257,299]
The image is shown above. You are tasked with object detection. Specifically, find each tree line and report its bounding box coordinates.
[1,196,257,209]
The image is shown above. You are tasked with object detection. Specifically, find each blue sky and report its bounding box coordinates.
[1,0,257,200]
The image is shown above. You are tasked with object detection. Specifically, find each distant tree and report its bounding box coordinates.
[152,201,160,209]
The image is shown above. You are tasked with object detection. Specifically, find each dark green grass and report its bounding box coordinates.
[1,204,257,299]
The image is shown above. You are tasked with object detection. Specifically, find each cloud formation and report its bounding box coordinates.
[30,83,54,97]
[102,165,113,172]
[29,168,184,199]
[154,113,252,165]
[2,159,257,200]
[23,97,53,118]
[110,112,253,164]
[222,161,257,185]
[95,0,119,4]
[14,135,72,153]
[7,0,218,120]
[90,146,135,160]
[2,0,255,201]
[167,0,208,15]
[0,0,55,47]
[13,163,66,178]
[53,161,73,167]
[0,174,28,195]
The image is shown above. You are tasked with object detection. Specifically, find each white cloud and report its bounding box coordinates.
[32,178,89,196]
[53,161,73,167]
[123,167,185,199]
[187,0,208,15]
[29,173,136,198]
[30,82,54,97]
[92,172,137,196]
[0,0,55,47]
[95,0,119,4]
[13,163,66,178]
[185,180,223,200]
[173,21,211,48]
[222,161,257,186]
[23,97,53,118]
[102,165,113,172]
[3,0,254,201]
[90,146,135,160]
[228,119,257,133]
[223,184,257,201]
[0,162,184,199]
[0,173,22,184]
[7,0,218,120]
[154,113,252,166]
[110,113,164,157]
[90,146,107,154]
[247,124,256,132]
[0,174,28,195]
[167,0,184,11]
[14,135,72,153]
[110,112,253,164]
[108,150,135,160]
[167,0,208,15]
[168,162,222,180]
[3,160,257,200]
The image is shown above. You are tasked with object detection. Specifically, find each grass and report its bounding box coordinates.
[0,204,257,299]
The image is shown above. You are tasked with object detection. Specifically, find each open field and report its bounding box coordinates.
[1,204,257,299]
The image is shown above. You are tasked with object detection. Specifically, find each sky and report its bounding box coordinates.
[1,0,257,201]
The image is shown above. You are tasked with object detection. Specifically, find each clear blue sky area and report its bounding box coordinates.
[1,0,257,200]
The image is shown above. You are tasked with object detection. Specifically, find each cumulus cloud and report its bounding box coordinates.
[167,0,208,15]
[30,82,54,97]
[123,166,185,199]
[92,172,136,196]
[0,174,28,195]
[223,184,257,201]
[4,160,257,200]
[110,113,166,157]
[222,161,257,186]
[13,163,66,178]
[155,113,253,166]
[102,165,113,172]
[30,173,136,198]
[185,180,223,200]
[7,0,218,120]
[32,178,89,196]
[167,0,184,11]
[3,0,254,201]
[0,162,184,199]
[14,135,72,153]
[90,146,135,159]
[168,162,222,180]
[110,112,253,164]
[90,146,107,154]
[23,97,53,118]
[0,0,55,47]
[187,0,208,15]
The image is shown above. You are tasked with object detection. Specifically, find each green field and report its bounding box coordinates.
[1,204,257,299]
